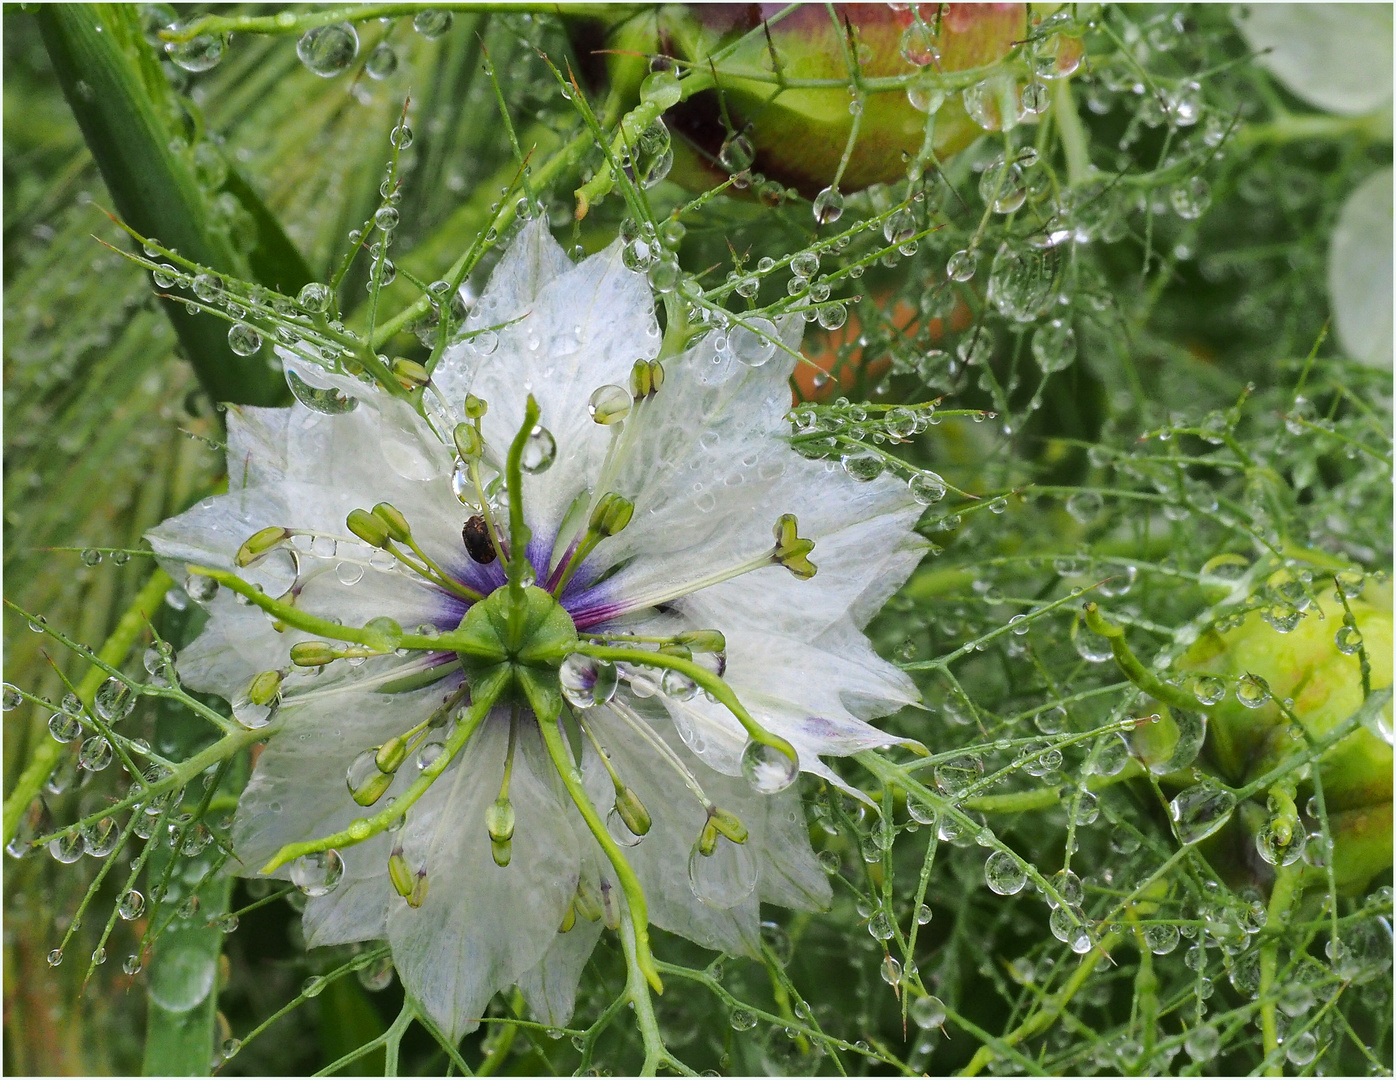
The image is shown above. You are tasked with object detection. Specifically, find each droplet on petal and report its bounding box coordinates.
[740,741,799,794]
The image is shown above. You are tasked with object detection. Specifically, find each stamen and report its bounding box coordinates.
[344,506,483,602]
[573,708,652,842]
[486,706,520,867]
[605,696,711,814]
[548,493,634,595]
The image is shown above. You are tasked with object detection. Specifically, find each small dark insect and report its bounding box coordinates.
[462,515,496,564]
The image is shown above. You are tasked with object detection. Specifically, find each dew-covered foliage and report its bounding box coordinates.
[3,4,1392,1077]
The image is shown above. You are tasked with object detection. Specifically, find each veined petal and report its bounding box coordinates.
[389,720,580,1040]
[303,875,395,948]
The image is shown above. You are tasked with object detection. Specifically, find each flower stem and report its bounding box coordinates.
[535,714,663,997]
[1082,602,1206,715]
[259,671,506,873]
[573,643,797,768]
[1259,862,1303,1074]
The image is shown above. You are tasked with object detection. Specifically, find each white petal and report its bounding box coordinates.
[1329,168,1394,368]
[516,898,605,1026]
[303,876,394,947]
[1233,4,1393,116]
[389,721,580,1040]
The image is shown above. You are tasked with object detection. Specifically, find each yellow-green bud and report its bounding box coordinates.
[573,879,604,923]
[614,787,652,837]
[290,641,339,667]
[408,871,429,908]
[709,807,749,845]
[559,902,577,933]
[246,670,283,707]
[630,359,652,399]
[388,848,414,898]
[236,526,290,567]
[464,394,487,419]
[658,643,693,660]
[697,816,720,857]
[452,422,483,461]
[486,797,515,844]
[372,503,411,543]
[346,507,390,548]
[351,769,394,807]
[375,736,407,773]
[391,357,430,388]
[677,629,726,653]
[589,492,635,538]
[491,839,512,867]
[773,513,817,580]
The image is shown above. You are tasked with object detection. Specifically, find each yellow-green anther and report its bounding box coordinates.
[372,503,411,543]
[375,736,407,773]
[658,643,693,660]
[391,357,430,387]
[351,769,394,807]
[464,394,487,419]
[486,797,515,844]
[408,871,429,908]
[709,807,748,845]
[290,641,340,666]
[773,513,817,580]
[589,492,635,537]
[452,422,483,461]
[559,902,577,933]
[615,787,652,837]
[270,586,299,633]
[491,838,512,867]
[246,670,283,706]
[698,816,720,857]
[236,526,289,567]
[677,629,726,653]
[347,507,390,548]
[647,360,665,393]
[388,848,414,898]
[574,879,604,922]
[630,359,652,399]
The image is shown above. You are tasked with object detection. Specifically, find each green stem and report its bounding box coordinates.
[1082,602,1204,715]
[535,714,663,996]
[3,567,172,846]
[1259,862,1303,1075]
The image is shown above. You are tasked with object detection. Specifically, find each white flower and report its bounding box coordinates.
[147,219,927,1039]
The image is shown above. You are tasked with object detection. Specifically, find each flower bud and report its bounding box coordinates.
[388,847,414,898]
[246,669,283,707]
[1181,578,1392,893]
[573,879,604,923]
[346,507,390,548]
[375,736,407,773]
[464,394,487,419]
[589,493,635,538]
[708,806,749,845]
[486,797,516,844]
[576,5,1062,198]
[289,641,339,667]
[391,357,430,389]
[371,503,411,543]
[351,769,394,807]
[236,526,290,567]
[453,422,483,461]
[773,513,818,579]
[559,902,577,933]
[614,786,652,837]
[677,629,726,654]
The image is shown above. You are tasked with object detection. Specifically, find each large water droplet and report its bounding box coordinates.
[49,711,82,742]
[559,655,618,709]
[227,323,262,356]
[729,318,778,367]
[910,995,946,1029]
[984,850,1027,894]
[521,426,556,473]
[94,678,135,723]
[165,29,227,72]
[688,836,757,908]
[296,22,359,77]
[286,369,358,414]
[290,850,345,897]
[1169,783,1237,845]
[740,741,798,794]
[588,384,632,425]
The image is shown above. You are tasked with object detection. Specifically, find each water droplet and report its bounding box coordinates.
[588,384,632,425]
[185,572,218,602]
[1169,783,1237,845]
[987,242,1061,322]
[607,805,644,847]
[123,953,143,975]
[841,452,884,482]
[49,711,82,742]
[296,22,358,77]
[688,836,757,908]
[95,677,136,723]
[412,9,453,39]
[729,1008,757,1031]
[227,322,262,356]
[868,909,895,940]
[1184,1024,1219,1062]
[984,850,1027,894]
[1284,1031,1317,1066]
[79,735,113,772]
[47,948,63,967]
[1171,176,1211,220]
[910,994,946,1029]
[296,282,332,313]
[559,654,618,709]
[718,133,755,174]
[812,186,844,225]
[1235,674,1270,709]
[1,684,21,711]
[49,829,85,864]
[740,741,798,794]
[1335,624,1364,655]
[365,42,398,80]
[290,850,344,897]
[119,889,145,919]
[165,29,226,72]
[358,954,395,991]
[729,317,778,367]
[1031,318,1077,372]
[946,249,978,282]
[521,425,556,473]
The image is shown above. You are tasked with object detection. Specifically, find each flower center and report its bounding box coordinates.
[454,583,578,718]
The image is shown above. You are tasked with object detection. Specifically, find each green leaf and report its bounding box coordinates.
[35,4,294,405]
[317,977,388,1076]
